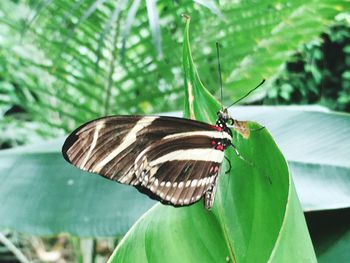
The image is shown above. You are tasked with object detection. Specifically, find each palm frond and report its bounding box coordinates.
[0,0,348,135]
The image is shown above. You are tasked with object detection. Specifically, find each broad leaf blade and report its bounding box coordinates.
[108,17,316,262]
[0,139,155,236]
[231,106,350,211]
[0,107,348,236]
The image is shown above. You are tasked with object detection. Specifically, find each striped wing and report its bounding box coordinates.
[62,115,231,208]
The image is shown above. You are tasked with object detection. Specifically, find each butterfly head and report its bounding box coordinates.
[216,108,233,125]
[216,108,234,137]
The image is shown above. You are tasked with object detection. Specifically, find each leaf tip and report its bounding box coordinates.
[181,13,191,21]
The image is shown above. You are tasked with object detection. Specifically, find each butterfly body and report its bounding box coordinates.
[62,110,234,209]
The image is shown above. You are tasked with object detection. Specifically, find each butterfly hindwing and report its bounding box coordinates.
[62,115,231,207]
[131,134,224,206]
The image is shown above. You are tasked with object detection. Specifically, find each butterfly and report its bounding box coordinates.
[62,41,265,209]
[62,77,265,210]
[62,108,237,209]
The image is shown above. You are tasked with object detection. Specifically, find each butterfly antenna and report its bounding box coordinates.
[216,42,223,108]
[227,79,266,109]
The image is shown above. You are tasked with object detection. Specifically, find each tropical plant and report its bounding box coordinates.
[1,0,349,133]
[265,13,350,112]
[108,17,316,262]
[1,0,350,262]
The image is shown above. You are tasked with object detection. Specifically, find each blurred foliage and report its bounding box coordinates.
[266,13,350,112]
[0,1,55,148]
[0,0,348,150]
[0,231,115,262]
[0,114,41,149]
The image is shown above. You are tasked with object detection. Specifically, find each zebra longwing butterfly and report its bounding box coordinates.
[62,75,265,210]
[62,109,234,209]
[62,40,265,209]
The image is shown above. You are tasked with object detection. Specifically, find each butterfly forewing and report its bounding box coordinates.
[62,115,231,208]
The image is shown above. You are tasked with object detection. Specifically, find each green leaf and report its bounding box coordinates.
[0,138,155,236]
[232,106,350,211]
[182,14,219,122]
[108,17,316,263]
[145,0,162,57]
[1,106,349,236]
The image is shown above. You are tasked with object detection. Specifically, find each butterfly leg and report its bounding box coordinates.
[204,175,219,210]
[231,143,252,166]
[231,144,272,184]
[249,126,265,132]
[224,156,231,174]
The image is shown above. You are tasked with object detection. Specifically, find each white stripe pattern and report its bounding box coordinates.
[79,122,104,169]
[149,148,224,166]
[94,116,158,172]
[163,130,231,141]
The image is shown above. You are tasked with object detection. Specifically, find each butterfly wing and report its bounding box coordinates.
[134,158,221,208]
[131,133,224,207]
[62,115,231,208]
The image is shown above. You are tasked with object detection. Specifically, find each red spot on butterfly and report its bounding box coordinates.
[216,144,224,151]
[214,166,219,173]
[211,140,216,145]
[212,125,222,132]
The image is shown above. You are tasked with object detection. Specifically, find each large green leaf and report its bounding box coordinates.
[1,106,349,237]
[108,17,316,262]
[0,139,155,236]
[231,106,350,211]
